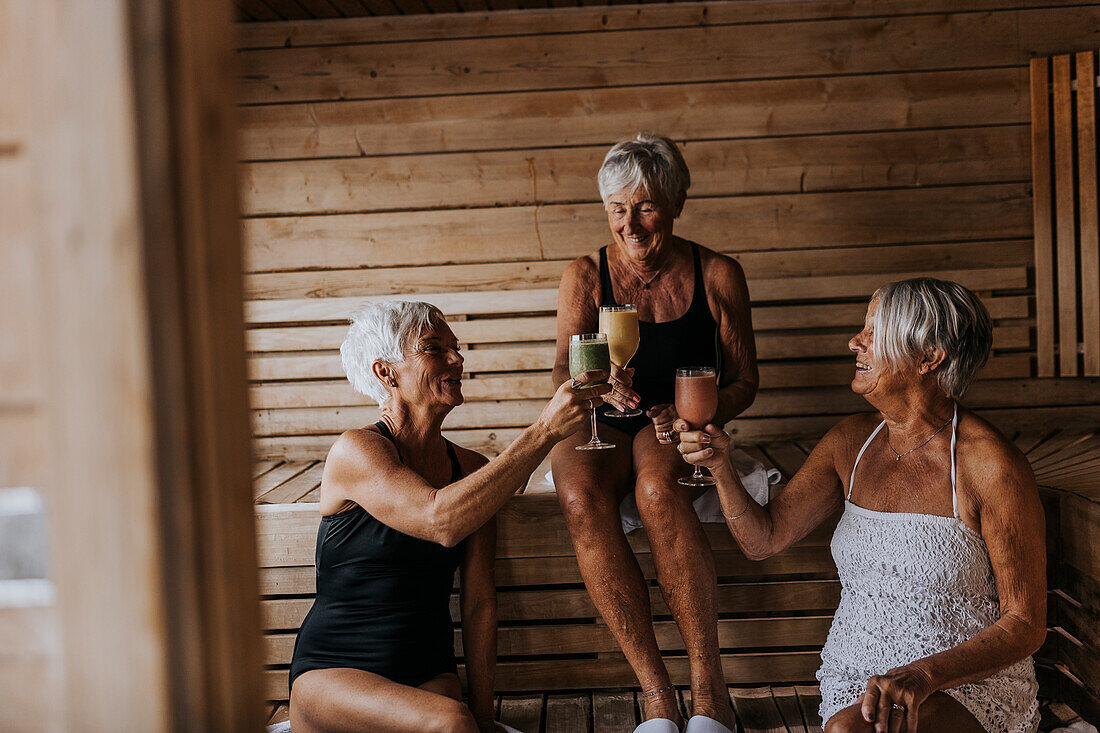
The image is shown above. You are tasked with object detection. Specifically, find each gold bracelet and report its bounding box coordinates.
[725,501,751,521]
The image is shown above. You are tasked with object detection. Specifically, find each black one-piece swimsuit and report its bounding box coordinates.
[595,242,721,437]
[289,422,466,692]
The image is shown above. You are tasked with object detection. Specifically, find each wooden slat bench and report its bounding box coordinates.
[254,432,1100,729]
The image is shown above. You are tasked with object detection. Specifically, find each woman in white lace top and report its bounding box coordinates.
[676,278,1046,733]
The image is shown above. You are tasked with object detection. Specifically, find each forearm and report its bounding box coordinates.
[432,424,555,544]
[711,460,781,560]
[461,600,498,728]
[715,379,756,425]
[907,611,1045,692]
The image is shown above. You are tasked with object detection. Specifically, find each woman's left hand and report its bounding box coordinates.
[860,664,934,733]
[647,403,678,444]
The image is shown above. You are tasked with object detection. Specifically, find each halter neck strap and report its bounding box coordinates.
[847,403,959,514]
[848,420,886,500]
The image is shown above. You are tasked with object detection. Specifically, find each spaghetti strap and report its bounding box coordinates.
[849,420,886,500]
[949,403,959,518]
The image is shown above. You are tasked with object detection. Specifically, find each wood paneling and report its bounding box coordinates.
[1031,51,1100,378]
[237,7,1100,104]
[236,2,1100,463]
[239,72,1032,161]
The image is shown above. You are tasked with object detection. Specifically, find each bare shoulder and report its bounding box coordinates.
[698,245,746,286]
[326,426,398,474]
[820,412,882,472]
[452,443,490,476]
[561,253,600,289]
[956,411,1036,499]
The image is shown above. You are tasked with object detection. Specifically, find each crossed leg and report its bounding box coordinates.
[633,427,735,729]
[289,669,478,733]
[824,692,985,733]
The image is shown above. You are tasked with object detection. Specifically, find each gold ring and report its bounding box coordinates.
[891,703,906,712]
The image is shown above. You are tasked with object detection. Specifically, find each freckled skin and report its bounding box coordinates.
[551,188,758,728]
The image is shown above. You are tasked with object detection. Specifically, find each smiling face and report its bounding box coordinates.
[848,298,899,398]
[605,188,682,262]
[388,321,464,409]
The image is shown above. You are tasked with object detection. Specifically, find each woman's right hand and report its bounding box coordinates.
[538,371,611,441]
[602,364,640,413]
[675,421,731,473]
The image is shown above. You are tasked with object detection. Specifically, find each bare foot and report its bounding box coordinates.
[642,688,684,728]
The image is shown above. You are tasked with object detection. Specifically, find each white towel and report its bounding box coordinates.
[619,448,779,534]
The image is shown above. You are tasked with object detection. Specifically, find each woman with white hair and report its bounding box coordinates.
[677,279,1045,733]
[289,300,609,733]
[551,133,758,733]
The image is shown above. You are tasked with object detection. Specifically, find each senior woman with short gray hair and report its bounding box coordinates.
[289,301,608,733]
[678,279,1045,733]
[552,133,758,733]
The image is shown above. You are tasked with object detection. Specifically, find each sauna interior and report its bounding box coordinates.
[2,0,1100,731]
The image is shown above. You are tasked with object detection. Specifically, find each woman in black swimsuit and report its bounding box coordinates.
[550,134,758,733]
[290,300,609,733]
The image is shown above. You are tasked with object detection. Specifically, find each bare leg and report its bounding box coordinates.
[290,669,477,733]
[551,426,681,726]
[823,692,985,733]
[633,427,733,729]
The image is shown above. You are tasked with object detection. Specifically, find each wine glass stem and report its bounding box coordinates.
[589,408,600,445]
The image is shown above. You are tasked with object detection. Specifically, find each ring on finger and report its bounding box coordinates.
[570,377,582,390]
[890,703,906,712]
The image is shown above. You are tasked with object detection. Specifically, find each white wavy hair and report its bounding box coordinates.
[340,300,446,405]
[597,132,691,209]
[872,278,993,399]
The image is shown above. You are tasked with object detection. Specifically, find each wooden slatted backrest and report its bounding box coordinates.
[254,494,841,703]
[238,3,1100,462]
[1030,52,1100,377]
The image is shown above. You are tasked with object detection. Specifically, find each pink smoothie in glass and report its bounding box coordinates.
[675,372,718,428]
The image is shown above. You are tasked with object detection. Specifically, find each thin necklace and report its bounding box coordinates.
[618,250,663,290]
[888,416,952,461]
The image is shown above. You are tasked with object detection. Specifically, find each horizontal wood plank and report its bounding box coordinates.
[245,355,1031,409]
[237,7,1100,104]
[236,0,1100,49]
[238,67,1029,160]
[240,126,1028,214]
[242,184,1033,272]
[242,265,1028,325]
[264,615,834,665]
[243,241,1034,301]
[262,650,825,699]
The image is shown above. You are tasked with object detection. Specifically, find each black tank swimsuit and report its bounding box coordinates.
[289,422,466,692]
[596,242,721,437]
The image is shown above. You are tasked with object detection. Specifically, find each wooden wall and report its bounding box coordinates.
[236,0,1100,461]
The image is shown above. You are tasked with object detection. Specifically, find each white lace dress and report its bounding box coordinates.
[816,407,1040,732]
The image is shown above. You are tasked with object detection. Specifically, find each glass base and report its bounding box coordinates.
[576,440,616,451]
[677,474,716,486]
[603,407,643,418]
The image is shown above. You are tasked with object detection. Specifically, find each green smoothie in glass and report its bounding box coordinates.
[569,334,614,450]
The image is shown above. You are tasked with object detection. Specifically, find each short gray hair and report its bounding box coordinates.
[872,278,993,399]
[340,300,446,405]
[597,132,691,208]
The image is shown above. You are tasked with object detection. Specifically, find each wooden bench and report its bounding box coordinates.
[254,432,1100,730]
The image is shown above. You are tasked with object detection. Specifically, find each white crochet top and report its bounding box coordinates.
[816,405,1039,732]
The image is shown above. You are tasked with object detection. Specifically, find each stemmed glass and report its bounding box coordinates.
[569,333,615,451]
[599,305,642,418]
[675,367,718,486]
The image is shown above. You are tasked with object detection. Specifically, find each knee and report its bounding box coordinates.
[431,701,479,733]
[634,475,683,517]
[558,485,618,532]
[823,707,872,733]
